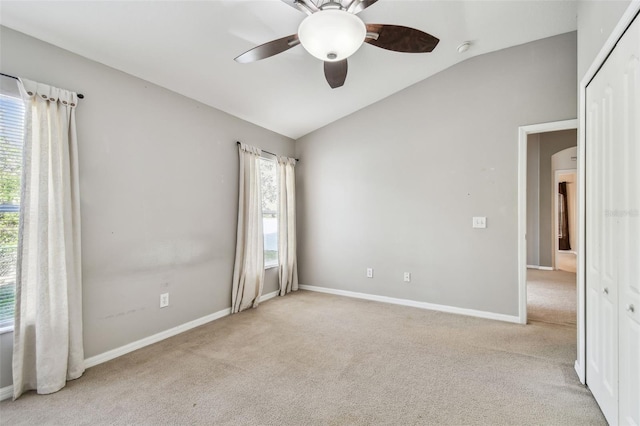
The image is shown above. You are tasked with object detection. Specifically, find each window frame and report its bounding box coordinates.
[259,154,279,270]
[0,76,24,334]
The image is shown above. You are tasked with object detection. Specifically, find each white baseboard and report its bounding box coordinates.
[299,285,521,324]
[85,289,279,369]
[0,384,13,401]
[84,307,232,368]
[0,290,281,401]
[1,291,282,401]
[574,360,585,385]
[527,265,554,271]
[260,290,279,302]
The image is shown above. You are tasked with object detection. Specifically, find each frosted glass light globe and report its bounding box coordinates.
[298,10,366,62]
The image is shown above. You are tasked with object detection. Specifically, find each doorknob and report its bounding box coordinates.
[627,304,635,313]
[603,288,609,295]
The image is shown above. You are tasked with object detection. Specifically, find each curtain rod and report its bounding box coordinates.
[0,72,85,99]
[236,141,298,162]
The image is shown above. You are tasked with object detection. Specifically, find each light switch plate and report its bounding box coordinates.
[160,293,169,308]
[472,217,487,228]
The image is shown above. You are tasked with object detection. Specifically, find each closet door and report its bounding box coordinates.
[586,42,619,424]
[617,13,639,426]
[586,12,639,426]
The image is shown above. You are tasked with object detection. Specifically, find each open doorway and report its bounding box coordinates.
[517,120,578,325]
[525,129,577,325]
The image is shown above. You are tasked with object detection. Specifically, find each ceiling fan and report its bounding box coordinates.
[234,0,439,89]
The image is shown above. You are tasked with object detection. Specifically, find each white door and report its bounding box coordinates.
[586,12,640,426]
[586,51,619,424]
[617,12,640,426]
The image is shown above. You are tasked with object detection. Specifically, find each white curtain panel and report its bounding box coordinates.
[277,157,298,296]
[13,79,84,399]
[231,143,265,313]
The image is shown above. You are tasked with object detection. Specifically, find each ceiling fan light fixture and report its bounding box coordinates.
[298,9,366,62]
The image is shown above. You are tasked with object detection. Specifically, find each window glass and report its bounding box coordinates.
[260,157,278,268]
[0,80,24,332]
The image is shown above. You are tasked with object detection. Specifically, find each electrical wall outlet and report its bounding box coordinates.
[404,272,411,283]
[367,268,374,278]
[160,293,169,308]
[472,217,487,228]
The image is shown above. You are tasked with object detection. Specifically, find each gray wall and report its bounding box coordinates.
[526,134,541,266]
[0,333,11,389]
[0,26,294,388]
[577,0,632,79]
[527,130,577,268]
[295,32,577,317]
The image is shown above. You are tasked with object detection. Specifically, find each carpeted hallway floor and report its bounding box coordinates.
[0,290,604,425]
[527,269,577,326]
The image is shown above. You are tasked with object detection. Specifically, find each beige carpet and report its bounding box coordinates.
[1,291,603,425]
[527,269,577,326]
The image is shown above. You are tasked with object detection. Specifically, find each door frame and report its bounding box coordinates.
[517,119,577,327]
[577,1,640,385]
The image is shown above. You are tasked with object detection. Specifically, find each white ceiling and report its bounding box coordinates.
[0,0,577,139]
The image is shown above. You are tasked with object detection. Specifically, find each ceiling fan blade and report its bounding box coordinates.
[365,24,439,53]
[235,35,300,63]
[348,0,379,14]
[324,59,348,89]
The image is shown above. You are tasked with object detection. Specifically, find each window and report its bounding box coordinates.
[259,157,278,268]
[0,76,24,332]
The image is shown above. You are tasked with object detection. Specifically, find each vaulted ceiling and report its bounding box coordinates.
[0,1,577,139]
